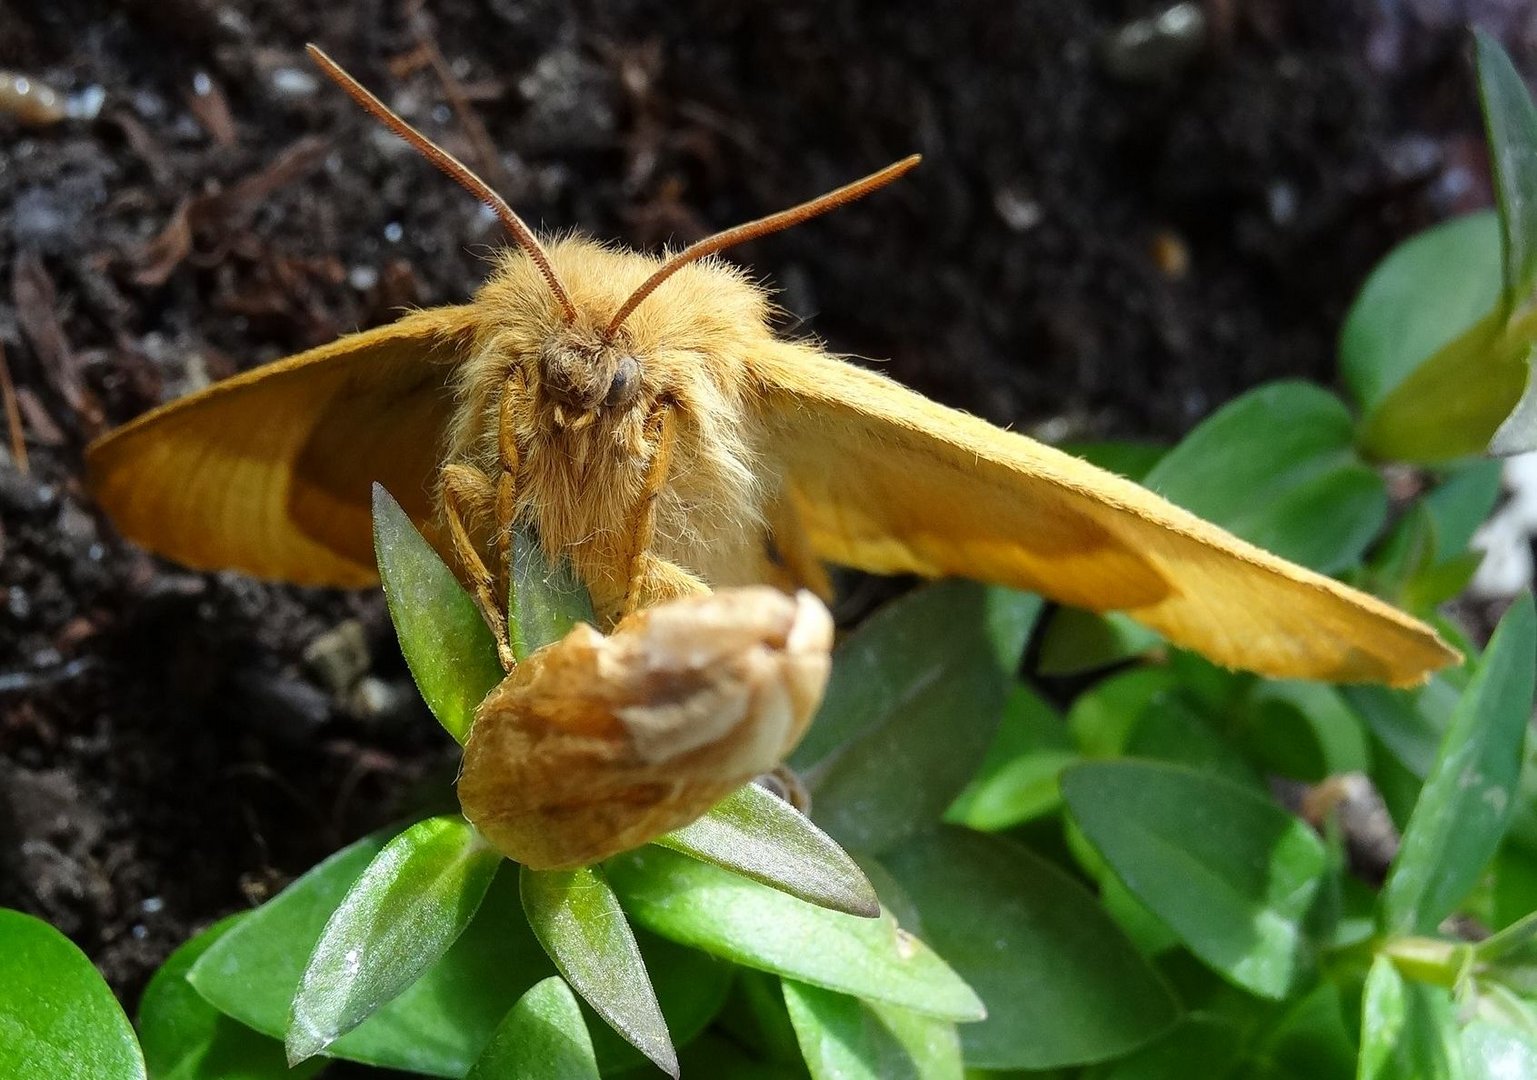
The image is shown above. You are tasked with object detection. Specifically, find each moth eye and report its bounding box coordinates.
[605,354,642,407]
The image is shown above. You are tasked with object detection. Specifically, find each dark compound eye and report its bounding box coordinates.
[604,354,641,407]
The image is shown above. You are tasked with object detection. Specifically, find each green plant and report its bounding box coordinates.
[14,28,1537,1080]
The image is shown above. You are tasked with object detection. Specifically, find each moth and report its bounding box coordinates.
[88,46,1457,688]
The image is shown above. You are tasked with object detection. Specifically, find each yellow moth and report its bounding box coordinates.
[88,45,1456,703]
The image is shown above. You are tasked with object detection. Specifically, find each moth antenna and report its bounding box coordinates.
[306,44,577,324]
[605,154,922,339]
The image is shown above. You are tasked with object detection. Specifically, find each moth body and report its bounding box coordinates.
[447,239,790,620]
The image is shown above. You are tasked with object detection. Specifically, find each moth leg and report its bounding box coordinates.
[493,373,524,597]
[441,463,518,672]
[620,403,706,616]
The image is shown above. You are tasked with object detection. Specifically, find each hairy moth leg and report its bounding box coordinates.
[620,401,709,615]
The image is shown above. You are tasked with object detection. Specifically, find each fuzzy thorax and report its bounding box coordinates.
[444,236,782,618]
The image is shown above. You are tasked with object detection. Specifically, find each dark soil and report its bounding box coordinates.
[0,0,1524,1033]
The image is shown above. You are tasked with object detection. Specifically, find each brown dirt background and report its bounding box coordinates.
[0,0,1528,1044]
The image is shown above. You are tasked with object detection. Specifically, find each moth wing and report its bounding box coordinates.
[752,342,1457,686]
[87,306,479,587]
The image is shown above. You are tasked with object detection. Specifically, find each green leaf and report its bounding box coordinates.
[793,582,1041,853]
[1125,695,1262,791]
[190,836,721,1077]
[1068,668,1182,758]
[1477,29,1537,308]
[1357,305,1535,463]
[509,529,595,660]
[1062,760,1328,999]
[0,909,145,1080]
[1141,381,1386,573]
[1036,609,1163,677]
[1382,593,1536,934]
[606,846,984,1022]
[947,685,1075,832]
[1358,955,1460,1080]
[1490,346,1537,455]
[286,816,502,1064]
[1086,1014,1245,1080]
[878,828,1177,1069]
[1234,681,1370,784]
[138,915,317,1080]
[373,484,504,743]
[191,835,549,1076]
[466,977,599,1080]
[1462,1020,1537,1080]
[781,979,962,1080]
[1344,676,1461,780]
[520,866,676,1078]
[1256,982,1357,1080]
[1426,459,1506,557]
[657,783,879,917]
[1341,212,1504,415]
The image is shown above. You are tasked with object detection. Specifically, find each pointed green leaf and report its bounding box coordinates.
[1383,593,1537,934]
[1142,381,1386,573]
[373,484,504,743]
[467,977,599,1080]
[657,783,879,917]
[1477,29,1537,307]
[1491,347,1537,455]
[792,582,1041,853]
[1341,212,1503,414]
[1357,305,1534,463]
[189,838,719,1077]
[782,979,962,1080]
[879,828,1177,1069]
[606,846,984,1022]
[287,816,501,1064]
[1062,760,1328,998]
[138,915,318,1080]
[0,909,145,1080]
[520,866,676,1078]
[509,529,595,660]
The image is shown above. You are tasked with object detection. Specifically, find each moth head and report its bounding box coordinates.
[305,43,918,420]
[536,332,642,414]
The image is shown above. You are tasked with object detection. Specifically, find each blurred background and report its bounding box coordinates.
[0,0,1529,1004]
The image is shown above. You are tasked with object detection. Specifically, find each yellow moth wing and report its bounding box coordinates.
[86,306,478,587]
[752,341,1458,686]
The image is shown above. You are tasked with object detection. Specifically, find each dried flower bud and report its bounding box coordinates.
[459,587,833,869]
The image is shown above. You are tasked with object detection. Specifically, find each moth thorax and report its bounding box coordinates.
[539,334,642,413]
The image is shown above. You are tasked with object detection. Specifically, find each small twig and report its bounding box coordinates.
[0,339,29,475]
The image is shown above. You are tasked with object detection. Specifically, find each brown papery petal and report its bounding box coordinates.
[459,587,833,870]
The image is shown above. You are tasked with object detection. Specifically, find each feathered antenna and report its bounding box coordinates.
[306,44,577,325]
[604,155,922,339]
